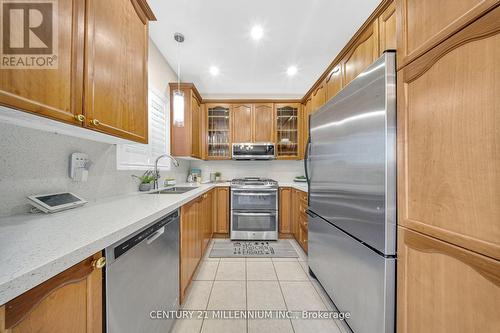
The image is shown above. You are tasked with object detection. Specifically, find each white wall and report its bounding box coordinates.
[0,40,189,217]
[191,160,305,183]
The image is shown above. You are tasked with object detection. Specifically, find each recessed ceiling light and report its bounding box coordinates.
[251,25,264,40]
[209,66,219,76]
[287,66,298,76]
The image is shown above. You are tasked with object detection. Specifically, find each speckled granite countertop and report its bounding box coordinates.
[0,183,230,305]
[0,181,307,305]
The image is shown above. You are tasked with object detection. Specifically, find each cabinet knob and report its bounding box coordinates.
[74,114,86,122]
[92,257,106,269]
[90,119,101,126]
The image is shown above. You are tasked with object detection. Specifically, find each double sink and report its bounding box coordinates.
[149,186,198,194]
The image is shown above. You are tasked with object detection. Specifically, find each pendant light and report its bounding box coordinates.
[173,32,185,127]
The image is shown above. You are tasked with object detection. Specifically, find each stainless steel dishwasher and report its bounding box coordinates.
[105,210,179,333]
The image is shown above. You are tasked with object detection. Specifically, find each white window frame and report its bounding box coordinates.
[116,88,171,171]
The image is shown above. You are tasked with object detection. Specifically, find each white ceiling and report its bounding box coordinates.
[148,0,380,99]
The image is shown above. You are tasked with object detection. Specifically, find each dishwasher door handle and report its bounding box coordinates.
[146,226,165,244]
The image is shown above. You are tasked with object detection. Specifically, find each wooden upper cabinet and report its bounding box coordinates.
[396,0,498,68]
[379,1,396,53]
[231,104,253,143]
[206,104,231,159]
[325,64,343,102]
[397,227,500,333]
[0,0,85,126]
[84,0,154,143]
[170,83,203,158]
[253,103,274,142]
[397,7,500,260]
[311,82,326,112]
[276,103,301,159]
[1,252,103,332]
[343,20,379,85]
[191,93,202,158]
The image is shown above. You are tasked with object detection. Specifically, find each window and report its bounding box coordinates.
[116,89,171,170]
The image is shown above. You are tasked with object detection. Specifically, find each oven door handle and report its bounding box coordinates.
[231,188,277,192]
[232,192,276,196]
[233,212,276,216]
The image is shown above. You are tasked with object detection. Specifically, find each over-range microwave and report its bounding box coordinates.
[232,143,275,160]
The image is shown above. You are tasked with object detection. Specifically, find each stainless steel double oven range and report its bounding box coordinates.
[230,177,278,240]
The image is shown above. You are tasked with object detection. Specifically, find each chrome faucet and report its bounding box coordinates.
[153,154,180,189]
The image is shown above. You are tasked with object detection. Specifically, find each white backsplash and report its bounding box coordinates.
[0,122,190,217]
[190,160,305,182]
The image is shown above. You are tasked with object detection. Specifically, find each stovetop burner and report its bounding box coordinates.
[230,177,278,188]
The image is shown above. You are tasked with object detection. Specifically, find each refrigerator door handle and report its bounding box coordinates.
[305,209,317,218]
[304,135,311,185]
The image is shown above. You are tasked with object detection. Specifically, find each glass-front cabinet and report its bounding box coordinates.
[275,103,301,159]
[206,104,231,159]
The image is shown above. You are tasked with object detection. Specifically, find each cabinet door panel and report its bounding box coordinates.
[325,65,343,102]
[397,227,500,333]
[214,187,229,234]
[3,253,102,332]
[379,1,396,53]
[191,94,202,158]
[311,83,326,112]
[253,103,274,142]
[397,0,498,67]
[231,104,252,143]
[279,188,292,234]
[203,191,214,251]
[84,0,148,143]
[343,20,379,85]
[398,7,500,260]
[0,0,85,125]
[276,103,301,159]
[180,200,197,301]
[326,64,342,101]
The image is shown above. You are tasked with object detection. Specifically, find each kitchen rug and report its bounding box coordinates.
[209,239,298,258]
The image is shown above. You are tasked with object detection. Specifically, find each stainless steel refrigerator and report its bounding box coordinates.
[305,51,396,333]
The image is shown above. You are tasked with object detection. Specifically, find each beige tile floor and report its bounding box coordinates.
[171,239,350,333]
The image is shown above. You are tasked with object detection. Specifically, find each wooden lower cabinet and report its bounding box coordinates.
[279,188,292,234]
[179,190,215,302]
[201,190,214,252]
[287,188,308,253]
[0,253,103,333]
[180,198,199,302]
[297,223,308,253]
[296,191,308,253]
[213,187,230,235]
[397,227,500,333]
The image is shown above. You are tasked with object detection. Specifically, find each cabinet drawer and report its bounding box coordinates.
[397,227,500,333]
